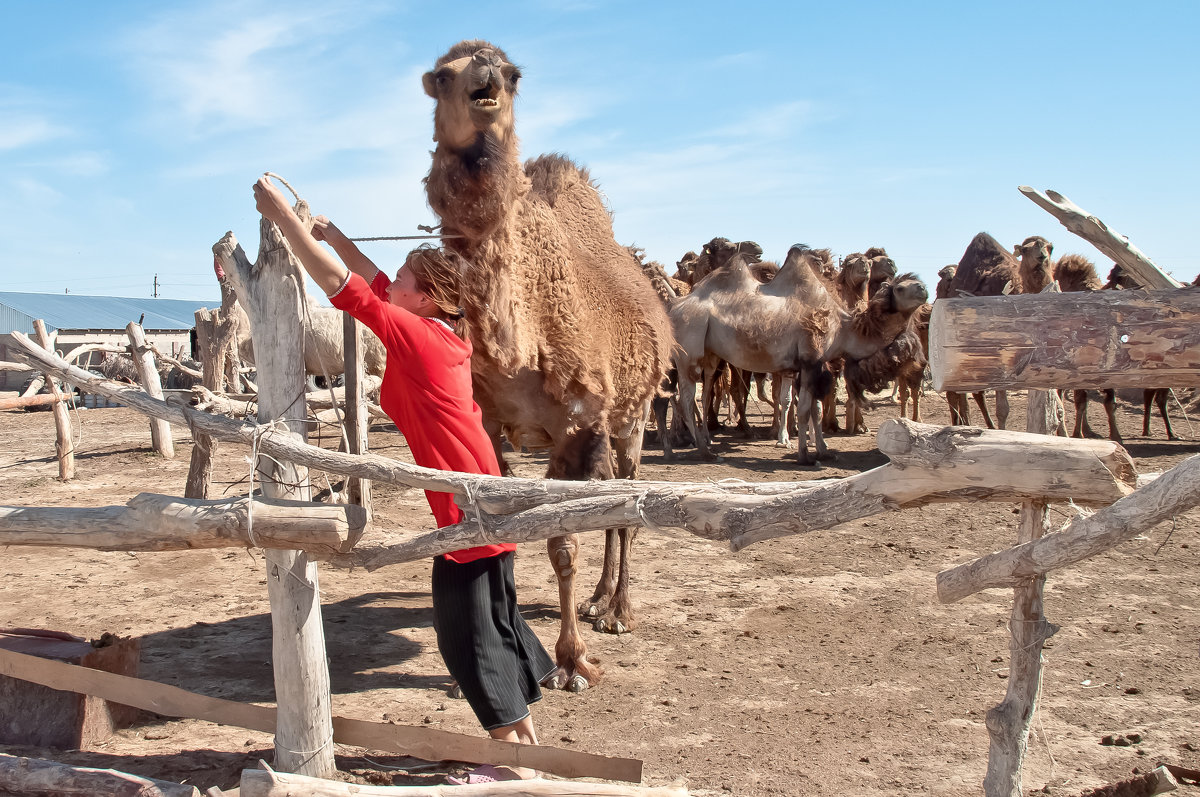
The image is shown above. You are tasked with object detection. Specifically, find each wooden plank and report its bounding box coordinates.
[0,648,643,783]
[930,289,1200,391]
[240,767,678,795]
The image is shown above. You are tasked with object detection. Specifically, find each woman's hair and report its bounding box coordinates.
[405,244,469,339]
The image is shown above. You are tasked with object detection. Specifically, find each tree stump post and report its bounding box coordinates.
[341,312,371,518]
[185,309,225,498]
[126,322,175,459]
[32,320,74,481]
[983,387,1061,797]
[213,204,336,778]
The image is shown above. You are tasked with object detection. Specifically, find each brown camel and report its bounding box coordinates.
[943,232,1024,428]
[935,265,956,299]
[422,40,673,691]
[670,244,928,465]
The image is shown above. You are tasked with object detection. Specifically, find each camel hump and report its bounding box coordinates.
[767,243,828,296]
[951,231,1019,297]
[1054,253,1102,292]
[525,154,602,211]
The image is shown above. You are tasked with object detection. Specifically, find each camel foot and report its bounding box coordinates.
[541,668,592,693]
[592,610,635,635]
[448,682,464,699]
[579,599,609,619]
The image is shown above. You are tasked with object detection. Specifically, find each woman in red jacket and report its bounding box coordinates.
[253,176,553,783]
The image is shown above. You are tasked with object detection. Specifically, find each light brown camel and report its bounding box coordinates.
[819,253,873,435]
[935,265,956,300]
[670,244,928,465]
[422,40,673,691]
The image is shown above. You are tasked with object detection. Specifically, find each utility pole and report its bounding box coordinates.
[153,274,159,298]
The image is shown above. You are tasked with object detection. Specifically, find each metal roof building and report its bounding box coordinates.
[0,292,217,335]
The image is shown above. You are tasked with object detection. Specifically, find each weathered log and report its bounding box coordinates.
[1019,187,1184,290]
[0,648,642,783]
[127,321,175,459]
[216,216,335,778]
[33,319,74,481]
[983,388,1058,797]
[186,308,225,499]
[0,752,200,797]
[0,360,34,372]
[930,288,1200,392]
[187,381,384,420]
[0,493,365,554]
[240,767,685,796]
[937,452,1200,603]
[0,392,74,411]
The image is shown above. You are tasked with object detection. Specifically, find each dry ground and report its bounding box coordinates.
[1,387,1198,796]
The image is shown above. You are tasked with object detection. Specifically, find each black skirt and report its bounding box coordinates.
[432,551,557,730]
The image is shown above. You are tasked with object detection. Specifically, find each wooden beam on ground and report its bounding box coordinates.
[1019,186,1184,290]
[930,288,1200,391]
[127,321,176,459]
[0,648,643,783]
[215,214,334,778]
[0,492,365,554]
[33,319,74,481]
[937,452,1200,603]
[0,753,200,797]
[240,766,683,795]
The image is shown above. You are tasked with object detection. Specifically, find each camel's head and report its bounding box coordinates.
[1014,236,1053,272]
[875,273,929,315]
[936,265,956,299]
[424,40,521,151]
[673,251,699,283]
[840,253,872,288]
[1104,263,1139,290]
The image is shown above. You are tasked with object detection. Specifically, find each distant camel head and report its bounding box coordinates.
[936,265,956,299]
[673,251,699,283]
[840,253,872,288]
[1014,235,1054,292]
[424,40,521,152]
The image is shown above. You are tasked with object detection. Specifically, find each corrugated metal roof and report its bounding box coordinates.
[0,291,219,334]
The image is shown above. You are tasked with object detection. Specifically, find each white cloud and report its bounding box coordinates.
[0,116,70,151]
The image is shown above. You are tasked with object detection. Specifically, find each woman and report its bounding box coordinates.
[253,176,553,783]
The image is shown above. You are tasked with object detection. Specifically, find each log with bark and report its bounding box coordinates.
[0,492,365,554]
[0,752,200,797]
[127,321,175,459]
[0,392,75,411]
[930,287,1200,392]
[33,319,74,481]
[1019,186,1184,290]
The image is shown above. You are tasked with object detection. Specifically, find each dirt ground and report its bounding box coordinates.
[1,387,1198,796]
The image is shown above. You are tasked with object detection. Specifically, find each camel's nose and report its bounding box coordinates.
[470,50,506,90]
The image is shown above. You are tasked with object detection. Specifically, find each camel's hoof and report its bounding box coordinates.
[581,603,600,618]
[566,674,589,693]
[773,440,791,449]
[448,683,464,699]
[541,669,569,691]
[593,617,629,635]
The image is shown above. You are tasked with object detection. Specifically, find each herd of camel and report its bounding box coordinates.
[146,39,1189,694]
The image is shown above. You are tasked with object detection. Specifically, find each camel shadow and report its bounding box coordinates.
[1121,440,1198,459]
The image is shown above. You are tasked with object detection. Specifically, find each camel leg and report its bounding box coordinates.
[773,373,794,449]
[821,373,840,434]
[1101,388,1124,445]
[730,367,754,438]
[1072,389,1100,438]
[994,389,1009,430]
[1156,388,1178,440]
[946,391,968,425]
[1142,389,1154,437]
[582,409,647,636]
[795,368,830,466]
[677,366,715,460]
[542,426,615,692]
[911,383,921,422]
[971,391,996,429]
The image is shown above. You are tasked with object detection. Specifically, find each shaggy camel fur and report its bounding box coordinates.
[944,232,1024,429]
[422,40,673,691]
[670,244,928,465]
[215,261,387,381]
[935,265,957,299]
[843,302,930,422]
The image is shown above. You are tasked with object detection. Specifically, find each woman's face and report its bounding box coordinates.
[386,263,432,316]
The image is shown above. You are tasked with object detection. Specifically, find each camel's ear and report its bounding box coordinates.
[1012,244,1022,258]
[422,71,438,98]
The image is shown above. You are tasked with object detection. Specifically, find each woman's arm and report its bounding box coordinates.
[312,216,381,284]
[252,176,349,296]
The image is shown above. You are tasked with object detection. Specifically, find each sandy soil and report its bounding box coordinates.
[1,388,1198,796]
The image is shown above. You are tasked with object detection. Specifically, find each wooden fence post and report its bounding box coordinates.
[32,320,74,481]
[342,312,371,519]
[214,208,336,778]
[126,322,175,459]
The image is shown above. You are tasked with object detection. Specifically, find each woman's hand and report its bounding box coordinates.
[311,215,348,246]
[252,176,296,227]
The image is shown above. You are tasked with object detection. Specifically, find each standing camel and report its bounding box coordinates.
[670,244,928,465]
[422,41,673,691]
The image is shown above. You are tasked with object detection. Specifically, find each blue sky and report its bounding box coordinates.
[3,1,1198,302]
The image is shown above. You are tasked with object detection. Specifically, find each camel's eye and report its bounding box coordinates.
[435,70,453,90]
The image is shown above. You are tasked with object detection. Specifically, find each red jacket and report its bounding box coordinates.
[330,271,514,564]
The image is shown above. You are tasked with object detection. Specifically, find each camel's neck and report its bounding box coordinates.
[426,132,524,242]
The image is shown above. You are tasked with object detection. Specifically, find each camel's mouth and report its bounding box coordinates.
[470,86,501,111]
